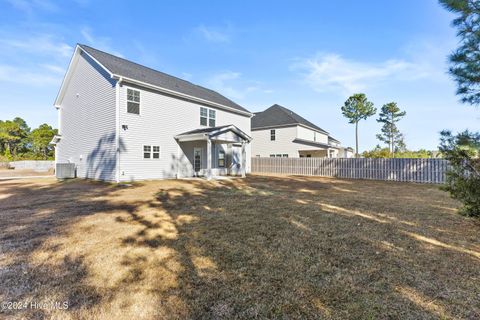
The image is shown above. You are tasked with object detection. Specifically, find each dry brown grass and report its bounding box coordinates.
[0,174,479,319]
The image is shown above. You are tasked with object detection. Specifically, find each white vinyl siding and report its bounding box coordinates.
[118,83,251,181]
[251,125,333,158]
[56,51,117,181]
[297,126,328,144]
[251,126,299,158]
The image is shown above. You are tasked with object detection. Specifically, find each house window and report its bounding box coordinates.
[144,145,160,159]
[200,107,208,126]
[256,155,260,157]
[218,150,225,167]
[153,146,160,159]
[270,129,275,141]
[283,154,288,158]
[200,107,216,127]
[209,109,216,127]
[127,88,140,114]
[276,154,282,158]
[144,145,151,159]
[306,154,311,158]
[270,154,275,158]
[314,132,316,142]
[300,155,305,158]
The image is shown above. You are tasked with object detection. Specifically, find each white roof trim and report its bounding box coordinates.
[113,75,253,117]
[175,125,252,142]
[54,44,252,117]
[54,44,114,108]
[252,123,330,135]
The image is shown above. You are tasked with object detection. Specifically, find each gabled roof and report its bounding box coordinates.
[252,104,329,134]
[56,44,251,115]
[175,125,252,142]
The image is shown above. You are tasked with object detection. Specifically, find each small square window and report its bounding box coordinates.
[153,146,160,159]
[143,145,151,159]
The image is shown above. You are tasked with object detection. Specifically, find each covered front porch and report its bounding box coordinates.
[174,125,252,180]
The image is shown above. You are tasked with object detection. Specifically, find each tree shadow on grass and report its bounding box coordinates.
[114,175,479,319]
[0,178,142,319]
[0,175,479,319]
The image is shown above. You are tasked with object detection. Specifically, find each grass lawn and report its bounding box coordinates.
[0,175,479,319]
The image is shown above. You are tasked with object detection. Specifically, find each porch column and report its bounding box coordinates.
[241,141,246,178]
[207,137,212,180]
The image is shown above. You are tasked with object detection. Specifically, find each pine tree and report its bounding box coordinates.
[341,93,376,157]
[440,0,480,105]
[376,102,406,157]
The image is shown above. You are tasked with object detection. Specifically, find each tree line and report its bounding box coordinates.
[0,117,57,161]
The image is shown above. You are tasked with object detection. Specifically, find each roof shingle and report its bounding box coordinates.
[252,104,329,134]
[78,44,251,114]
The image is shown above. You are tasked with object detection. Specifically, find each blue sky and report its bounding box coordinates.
[0,0,478,151]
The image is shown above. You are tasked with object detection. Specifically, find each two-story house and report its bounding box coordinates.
[52,44,252,182]
[251,104,346,158]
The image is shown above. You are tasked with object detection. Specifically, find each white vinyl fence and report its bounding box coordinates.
[8,160,55,172]
[251,157,450,184]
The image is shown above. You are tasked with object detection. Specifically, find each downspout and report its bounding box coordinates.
[115,77,123,183]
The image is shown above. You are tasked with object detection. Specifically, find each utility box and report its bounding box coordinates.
[56,163,76,179]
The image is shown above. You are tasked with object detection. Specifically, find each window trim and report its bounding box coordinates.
[270,129,276,141]
[200,107,216,127]
[153,146,160,159]
[143,145,151,159]
[143,145,160,160]
[127,88,141,115]
[218,149,225,167]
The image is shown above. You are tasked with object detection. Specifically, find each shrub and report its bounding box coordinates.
[439,130,480,217]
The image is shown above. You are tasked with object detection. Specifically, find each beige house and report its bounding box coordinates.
[251,104,350,158]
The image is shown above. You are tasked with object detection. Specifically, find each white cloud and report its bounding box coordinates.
[206,71,272,100]
[0,33,71,86]
[0,64,61,86]
[292,51,443,95]
[80,27,123,57]
[195,25,231,43]
[0,34,73,58]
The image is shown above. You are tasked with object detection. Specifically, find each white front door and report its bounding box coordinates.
[193,148,202,174]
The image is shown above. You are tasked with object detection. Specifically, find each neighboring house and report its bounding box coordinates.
[251,104,348,158]
[339,147,355,158]
[52,44,252,182]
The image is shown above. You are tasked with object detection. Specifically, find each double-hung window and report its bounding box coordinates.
[127,89,140,114]
[209,109,216,127]
[200,107,208,126]
[270,129,276,141]
[200,107,216,127]
[218,150,225,167]
[144,145,160,159]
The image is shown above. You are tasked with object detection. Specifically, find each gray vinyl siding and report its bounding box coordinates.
[117,83,251,181]
[251,125,330,158]
[56,51,117,181]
